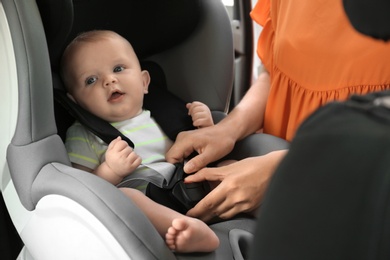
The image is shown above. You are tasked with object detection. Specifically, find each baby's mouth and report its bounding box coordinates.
[108,90,124,102]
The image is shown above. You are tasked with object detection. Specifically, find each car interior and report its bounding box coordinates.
[0,0,289,259]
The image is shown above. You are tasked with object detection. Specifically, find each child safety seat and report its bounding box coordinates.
[1,0,289,259]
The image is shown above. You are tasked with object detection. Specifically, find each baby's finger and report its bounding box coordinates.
[186,102,195,115]
[187,101,205,116]
[107,136,122,151]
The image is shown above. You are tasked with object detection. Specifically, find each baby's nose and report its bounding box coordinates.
[104,76,117,86]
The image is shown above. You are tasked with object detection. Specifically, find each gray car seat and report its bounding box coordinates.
[1,0,289,259]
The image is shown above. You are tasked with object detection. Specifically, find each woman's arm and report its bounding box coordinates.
[166,70,271,173]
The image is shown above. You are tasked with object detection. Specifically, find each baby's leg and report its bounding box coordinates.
[119,188,219,253]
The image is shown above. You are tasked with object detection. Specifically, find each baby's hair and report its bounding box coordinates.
[60,30,135,92]
[67,30,123,45]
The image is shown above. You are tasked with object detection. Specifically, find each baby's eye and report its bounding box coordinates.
[85,76,97,85]
[113,66,125,73]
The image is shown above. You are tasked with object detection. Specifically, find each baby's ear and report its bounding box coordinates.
[142,70,150,94]
[66,92,77,103]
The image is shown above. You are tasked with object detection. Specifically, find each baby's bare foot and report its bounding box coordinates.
[165,218,219,253]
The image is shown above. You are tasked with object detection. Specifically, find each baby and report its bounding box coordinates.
[60,30,219,253]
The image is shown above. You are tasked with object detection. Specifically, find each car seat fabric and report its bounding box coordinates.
[4,0,62,210]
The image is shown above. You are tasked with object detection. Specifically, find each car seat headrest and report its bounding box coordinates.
[37,0,201,72]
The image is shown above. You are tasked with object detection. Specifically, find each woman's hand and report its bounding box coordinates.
[166,125,236,173]
[184,150,287,222]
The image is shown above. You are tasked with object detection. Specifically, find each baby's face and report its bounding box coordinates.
[67,36,149,122]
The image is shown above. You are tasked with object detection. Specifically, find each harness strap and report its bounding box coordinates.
[119,162,176,189]
[54,89,135,148]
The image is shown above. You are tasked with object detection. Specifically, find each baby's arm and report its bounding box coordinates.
[186,101,214,128]
[73,137,142,185]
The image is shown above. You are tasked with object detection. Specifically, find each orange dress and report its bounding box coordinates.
[251,0,390,141]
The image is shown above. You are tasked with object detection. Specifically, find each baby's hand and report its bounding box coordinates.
[105,137,142,178]
[186,101,214,128]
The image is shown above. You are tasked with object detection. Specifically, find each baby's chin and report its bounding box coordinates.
[106,110,143,123]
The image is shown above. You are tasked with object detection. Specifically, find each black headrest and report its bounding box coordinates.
[343,0,390,41]
[37,0,201,71]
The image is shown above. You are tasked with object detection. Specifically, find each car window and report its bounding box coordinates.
[221,0,263,109]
